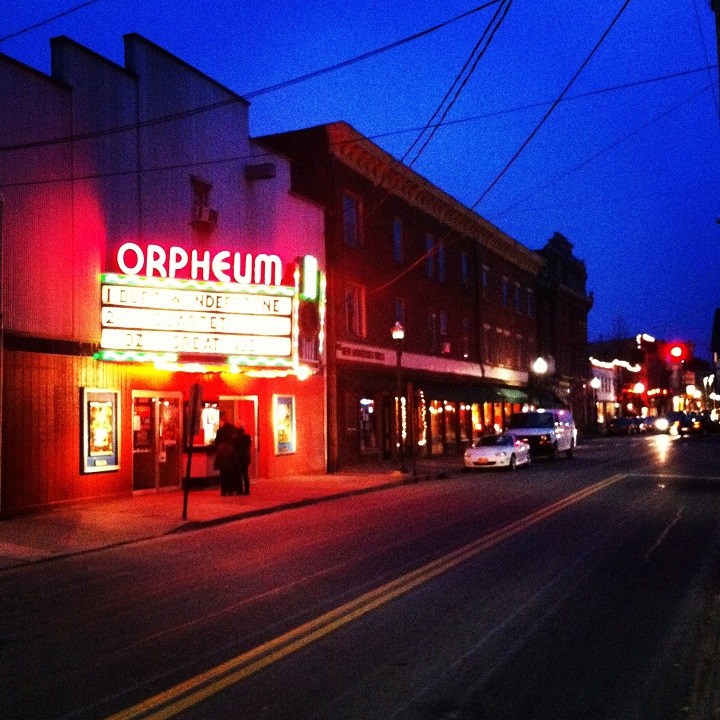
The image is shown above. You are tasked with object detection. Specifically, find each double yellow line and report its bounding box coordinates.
[106,472,626,720]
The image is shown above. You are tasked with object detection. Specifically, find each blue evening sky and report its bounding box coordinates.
[3,0,719,358]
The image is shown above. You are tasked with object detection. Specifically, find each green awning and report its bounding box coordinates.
[496,387,529,404]
[418,382,527,405]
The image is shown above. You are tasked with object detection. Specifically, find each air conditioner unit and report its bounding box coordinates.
[192,205,218,225]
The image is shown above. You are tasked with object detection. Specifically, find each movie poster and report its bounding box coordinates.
[82,389,120,472]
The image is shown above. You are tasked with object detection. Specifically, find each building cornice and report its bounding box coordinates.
[326,123,545,275]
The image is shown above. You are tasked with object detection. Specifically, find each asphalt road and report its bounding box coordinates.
[2,433,720,720]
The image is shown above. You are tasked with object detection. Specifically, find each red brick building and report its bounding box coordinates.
[261,123,547,469]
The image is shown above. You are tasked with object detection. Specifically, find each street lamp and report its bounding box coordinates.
[531,357,548,407]
[391,322,408,473]
[590,376,601,433]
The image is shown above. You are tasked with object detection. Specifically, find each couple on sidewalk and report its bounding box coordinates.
[213,413,252,496]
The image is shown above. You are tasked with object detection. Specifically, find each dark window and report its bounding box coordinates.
[345,283,366,337]
[343,194,361,248]
[393,218,403,263]
[426,235,435,278]
[461,252,469,285]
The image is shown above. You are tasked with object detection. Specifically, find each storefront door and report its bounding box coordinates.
[132,391,183,492]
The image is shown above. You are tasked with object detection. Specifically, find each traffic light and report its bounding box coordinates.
[665,342,689,363]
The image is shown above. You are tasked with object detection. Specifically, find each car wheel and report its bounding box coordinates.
[525,454,531,467]
[566,442,574,459]
[508,454,517,471]
[548,444,557,461]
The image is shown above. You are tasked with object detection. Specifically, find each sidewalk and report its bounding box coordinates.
[0,457,463,571]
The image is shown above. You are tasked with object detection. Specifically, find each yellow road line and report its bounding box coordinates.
[106,472,626,720]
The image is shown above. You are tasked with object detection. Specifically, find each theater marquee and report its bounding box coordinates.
[98,273,295,365]
[95,244,327,371]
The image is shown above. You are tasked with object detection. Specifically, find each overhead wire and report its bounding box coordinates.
[242,0,503,99]
[495,82,716,218]
[369,0,512,214]
[0,1,503,155]
[0,65,712,190]
[469,0,634,211]
[400,0,512,170]
[0,0,107,44]
[690,0,720,124]
[370,0,635,296]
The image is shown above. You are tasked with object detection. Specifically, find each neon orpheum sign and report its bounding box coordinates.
[96,243,323,371]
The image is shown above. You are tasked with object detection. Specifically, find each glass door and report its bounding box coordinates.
[132,391,183,492]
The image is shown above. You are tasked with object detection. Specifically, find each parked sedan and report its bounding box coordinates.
[464,434,531,471]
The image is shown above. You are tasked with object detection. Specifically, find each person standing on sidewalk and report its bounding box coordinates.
[213,412,238,496]
[233,426,252,495]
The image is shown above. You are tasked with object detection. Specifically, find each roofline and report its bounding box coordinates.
[323,122,545,274]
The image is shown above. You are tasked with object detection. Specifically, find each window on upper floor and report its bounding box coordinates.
[439,310,448,337]
[426,234,435,278]
[393,218,403,263]
[502,277,509,307]
[461,252,469,286]
[514,283,522,313]
[482,265,489,299]
[190,175,217,229]
[516,334,524,370]
[343,193,362,248]
[437,241,445,282]
[345,283,366,338]
[527,288,535,318]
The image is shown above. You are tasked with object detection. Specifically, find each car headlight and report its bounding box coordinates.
[655,418,668,432]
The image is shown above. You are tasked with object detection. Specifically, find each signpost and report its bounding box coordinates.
[183,382,203,520]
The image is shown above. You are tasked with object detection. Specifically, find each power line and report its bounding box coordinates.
[370,0,512,211]
[690,0,720,124]
[470,0,634,210]
[371,0,636,296]
[242,1,503,99]
[0,68,713,190]
[0,0,107,44]
[495,82,716,218]
[402,0,512,169]
[363,65,717,144]
[0,2,502,155]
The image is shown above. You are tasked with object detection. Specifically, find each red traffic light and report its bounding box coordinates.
[666,343,688,363]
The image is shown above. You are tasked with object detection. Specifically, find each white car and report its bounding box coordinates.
[464,434,531,471]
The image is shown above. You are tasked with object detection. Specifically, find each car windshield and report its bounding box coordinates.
[507,412,554,429]
[477,435,511,447]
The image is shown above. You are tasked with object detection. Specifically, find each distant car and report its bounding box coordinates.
[464,434,531,471]
[637,416,657,432]
[699,410,720,434]
[654,412,686,435]
[607,416,640,435]
[678,412,703,436]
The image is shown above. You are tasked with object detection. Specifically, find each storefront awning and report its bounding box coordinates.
[496,387,529,404]
[418,382,527,405]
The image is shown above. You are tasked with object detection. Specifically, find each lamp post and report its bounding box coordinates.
[531,356,548,407]
[590,376,601,433]
[391,322,408,473]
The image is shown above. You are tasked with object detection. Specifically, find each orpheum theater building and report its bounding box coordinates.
[0,35,326,515]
